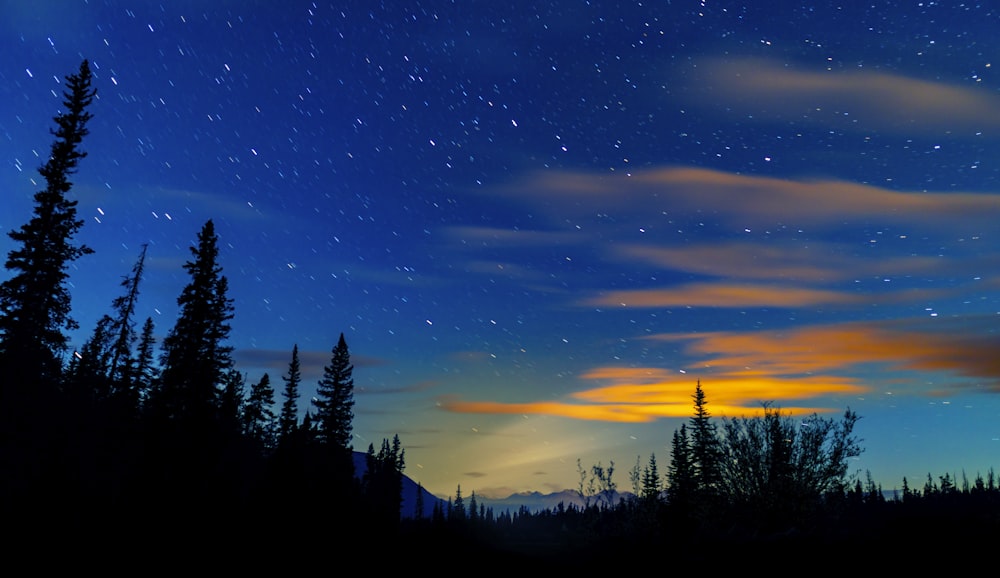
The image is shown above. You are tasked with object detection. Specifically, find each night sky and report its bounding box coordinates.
[4,1,1000,499]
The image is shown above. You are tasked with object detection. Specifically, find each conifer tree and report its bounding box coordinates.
[153,219,234,427]
[415,481,425,520]
[217,368,245,437]
[243,373,277,450]
[641,453,662,501]
[106,244,147,396]
[668,424,695,508]
[313,333,354,450]
[67,245,148,409]
[278,344,302,443]
[689,381,722,499]
[363,436,406,527]
[0,59,96,392]
[452,484,466,521]
[132,317,158,410]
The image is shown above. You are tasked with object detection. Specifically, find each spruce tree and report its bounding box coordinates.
[132,317,158,411]
[313,333,354,450]
[278,344,302,443]
[688,381,722,500]
[106,244,147,397]
[0,59,96,393]
[67,245,148,409]
[641,453,661,501]
[153,219,234,428]
[668,424,694,509]
[243,373,277,450]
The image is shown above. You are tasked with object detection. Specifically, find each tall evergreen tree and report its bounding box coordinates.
[132,316,158,410]
[667,424,695,509]
[278,344,302,443]
[641,453,662,501]
[243,373,277,450]
[66,245,149,409]
[313,333,354,450]
[0,59,96,393]
[363,435,406,528]
[414,481,425,520]
[107,244,148,398]
[153,219,234,427]
[688,381,723,499]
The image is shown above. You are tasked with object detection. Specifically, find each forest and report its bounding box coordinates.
[3,60,999,567]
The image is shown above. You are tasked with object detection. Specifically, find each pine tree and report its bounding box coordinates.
[641,453,661,501]
[153,219,234,427]
[66,245,148,410]
[469,491,479,523]
[688,381,722,500]
[452,484,466,521]
[278,344,302,444]
[132,317,158,411]
[415,481,425,520]
[107,244,148,400]
[313,333,354,450]
[217,369,245,438]
[243,373,277,450]
[668,424,695,509]
[0,59,96,393]
[363,436,406,527]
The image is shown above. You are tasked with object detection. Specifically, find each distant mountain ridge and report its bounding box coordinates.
[475,489,634,514]
[353,452,638,518]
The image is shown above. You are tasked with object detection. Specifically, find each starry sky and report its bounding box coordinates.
[3,1,1000,499]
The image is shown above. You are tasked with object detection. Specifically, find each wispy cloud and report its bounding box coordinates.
[580,282,863,308]
[613,241,943,283]
[504,166,1000,231]
[232,346,387,382]
[650,318,1000,390]
[440,316,1000,423]
[682,57,1000,134]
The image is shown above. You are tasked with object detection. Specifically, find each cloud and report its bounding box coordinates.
[682,57,1000,134]
[649,318,1000,389]
[231,346,388,382]
[504,166,1000,231]
[580,282,864,308]
[614,241,944,283]
[439,317,1000,423]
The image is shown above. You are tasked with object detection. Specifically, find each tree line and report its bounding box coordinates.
[0,61,406,550]
[424,382,1000,564]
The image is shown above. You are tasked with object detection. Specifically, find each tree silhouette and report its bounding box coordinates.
[0,59,96,393]
[0,60,97,511]
[312,332,356,504]
[363,434,406,528]
[720,403,862,532]
[313,333,354,450]
[132,316,158,412]
[278,344,302,444]
[153,219,234,428]
[641,453,662,501]
[244,373,277,450]
[107,244,148,402]
[688,381,723,503]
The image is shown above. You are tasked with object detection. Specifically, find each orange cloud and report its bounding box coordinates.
[439,370,853,423]
[438,398,669,423]
[581,282,863,308]
[651,319,1000,388]
[683,57,1000,134]
[439,317,1000,423]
